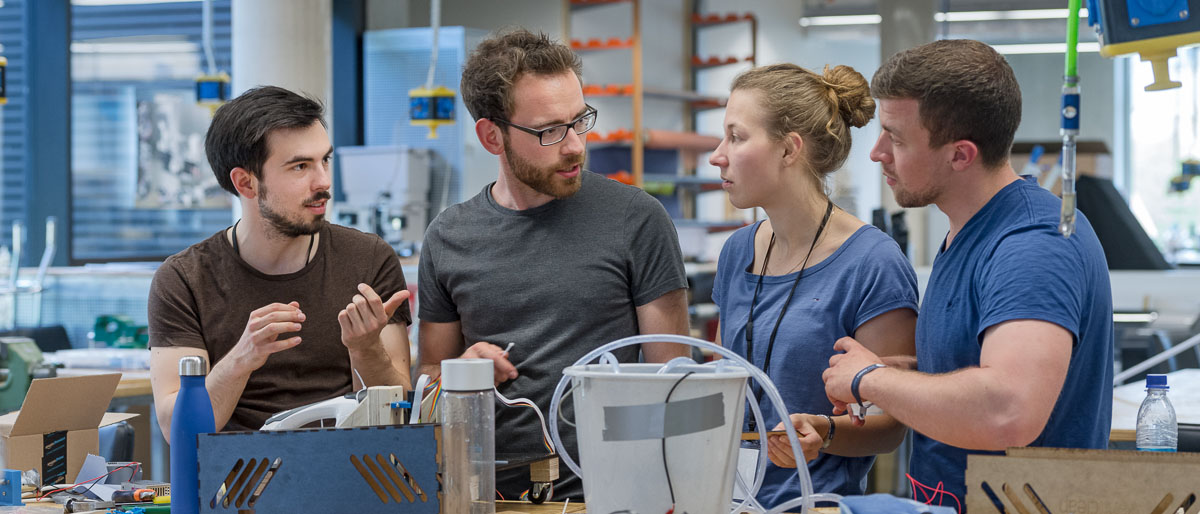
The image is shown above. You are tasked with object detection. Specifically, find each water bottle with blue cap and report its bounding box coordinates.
[1136,373,1177,452]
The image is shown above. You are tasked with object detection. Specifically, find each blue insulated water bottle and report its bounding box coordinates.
[171,355,215,514]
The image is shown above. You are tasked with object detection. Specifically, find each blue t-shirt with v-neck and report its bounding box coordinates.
[713,221,918,507]
[909,177,1114,506]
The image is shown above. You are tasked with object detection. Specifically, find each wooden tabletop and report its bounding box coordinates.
[495,501,836,513]
[53,368,152,398]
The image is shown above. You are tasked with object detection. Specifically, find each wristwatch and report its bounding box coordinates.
[818,414,836,449]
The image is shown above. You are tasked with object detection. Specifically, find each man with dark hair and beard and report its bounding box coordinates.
[148,86,413,437]
[418,29,690,500]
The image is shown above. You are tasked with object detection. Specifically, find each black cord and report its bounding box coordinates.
[662,371,695,511]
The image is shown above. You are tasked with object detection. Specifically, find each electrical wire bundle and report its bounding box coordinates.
[906,473,961,514]
[35,462,141,501]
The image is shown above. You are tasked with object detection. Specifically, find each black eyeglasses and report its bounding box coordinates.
[493,106,598,146]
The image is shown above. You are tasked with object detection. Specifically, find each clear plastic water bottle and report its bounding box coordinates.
[1136,373,1177,452]
[171,355,216,514]
[440,359,495,514]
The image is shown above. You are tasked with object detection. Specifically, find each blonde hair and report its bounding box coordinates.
[731,63,874,180]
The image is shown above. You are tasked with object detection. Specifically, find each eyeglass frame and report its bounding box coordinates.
[492,105,598,146]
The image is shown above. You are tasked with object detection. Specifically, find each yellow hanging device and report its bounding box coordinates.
[196,72,230,115]
[409,85,456,139]
[1090,0,1200,91]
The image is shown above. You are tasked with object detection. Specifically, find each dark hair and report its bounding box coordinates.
[205,85,326,195]
[732,63,874,181]
[460,28,582,122]
[871,39,1021,168]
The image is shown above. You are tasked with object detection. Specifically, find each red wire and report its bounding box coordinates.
[37,462,140,501]
[905,473,961,514]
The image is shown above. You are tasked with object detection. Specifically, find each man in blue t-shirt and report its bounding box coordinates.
[821,39,1114,506]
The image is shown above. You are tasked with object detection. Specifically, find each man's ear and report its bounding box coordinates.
[231,167,258,199]
[476,119,505,156]
[949,140,980,172]
[781,132,805,167]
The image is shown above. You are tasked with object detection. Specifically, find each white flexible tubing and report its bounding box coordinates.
[656,356,699,374]
[732,382,770,514]
[598,351,622,374]
[733,470,768,513]
[771,493,844,514]
[547,334,815,514]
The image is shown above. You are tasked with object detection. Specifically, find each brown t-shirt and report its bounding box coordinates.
[148,223,411,431]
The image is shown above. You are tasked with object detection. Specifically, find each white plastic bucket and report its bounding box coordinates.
[563,362,750,514]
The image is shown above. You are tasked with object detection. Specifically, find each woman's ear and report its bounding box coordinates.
[781,132,805,167]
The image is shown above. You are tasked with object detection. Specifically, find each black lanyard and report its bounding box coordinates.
[744,199,833,403]
[232,220,316,267]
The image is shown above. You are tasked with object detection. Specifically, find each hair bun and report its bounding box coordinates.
[822,65,875,128]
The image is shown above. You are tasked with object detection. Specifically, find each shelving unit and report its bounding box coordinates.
[564,0,645,186]
[564,1,751,238]
[688,5,756,230]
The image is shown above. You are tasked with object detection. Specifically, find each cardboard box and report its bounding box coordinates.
[0,374,137,485]
[967,447,1200,513]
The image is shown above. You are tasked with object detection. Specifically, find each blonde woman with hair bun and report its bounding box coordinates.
[708,63,918,507]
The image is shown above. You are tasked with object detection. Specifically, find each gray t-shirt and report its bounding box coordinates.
[419,170,688,499]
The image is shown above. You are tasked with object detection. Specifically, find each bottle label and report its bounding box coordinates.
[1136,447,1177,452]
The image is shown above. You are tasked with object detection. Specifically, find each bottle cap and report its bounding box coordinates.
[1146,374,1169,389]
[441,359,494,391]
[179,355,208,376]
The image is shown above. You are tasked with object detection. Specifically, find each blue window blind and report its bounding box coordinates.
[0,1,26,258]
[70,0,233,262]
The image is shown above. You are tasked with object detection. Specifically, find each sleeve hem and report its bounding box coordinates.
[632,280,690,307]
[853,299,919,332]
[977,313,1080,344]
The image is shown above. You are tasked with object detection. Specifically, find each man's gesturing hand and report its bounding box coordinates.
[229,301,305,374]
[339,283,409,352]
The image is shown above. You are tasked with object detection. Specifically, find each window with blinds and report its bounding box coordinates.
[0,1,26,259]
[70,0,233,262]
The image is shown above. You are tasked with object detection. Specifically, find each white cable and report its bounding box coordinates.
[410,374,431,424]
[201,0,216,75]
[547,335,816,514]
[495,389,553,449]
[425,0,441,89]
[353,367,367,390]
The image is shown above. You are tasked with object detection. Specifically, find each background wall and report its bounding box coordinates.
[361,1,1120,263]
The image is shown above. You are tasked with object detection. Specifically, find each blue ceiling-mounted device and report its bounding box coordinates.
[1089,0,1200,90]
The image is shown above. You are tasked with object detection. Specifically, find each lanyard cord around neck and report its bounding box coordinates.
[745,199,834,400]
[231,220,316,267]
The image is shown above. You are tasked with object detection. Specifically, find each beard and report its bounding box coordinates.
[258,183,329,238]
[503,136,585,199]
[891,181,941,208]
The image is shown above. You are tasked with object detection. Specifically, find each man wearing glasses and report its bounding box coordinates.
[417,29,690,500]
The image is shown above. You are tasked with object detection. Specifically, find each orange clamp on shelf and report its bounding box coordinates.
[605,171,635,185]
[693,12,755,26]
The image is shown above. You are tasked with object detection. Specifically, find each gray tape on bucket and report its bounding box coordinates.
[601,393,725,441]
